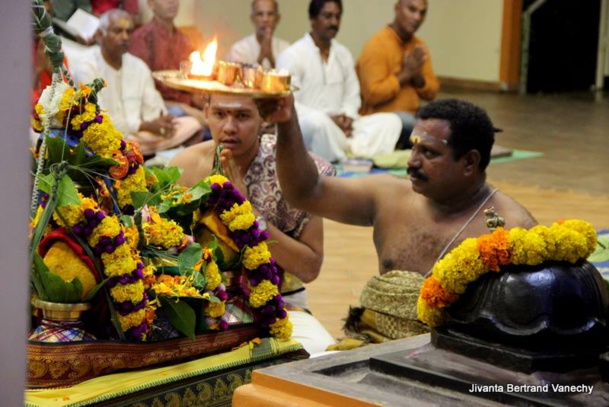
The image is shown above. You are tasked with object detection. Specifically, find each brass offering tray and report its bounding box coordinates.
[152,70,298,97]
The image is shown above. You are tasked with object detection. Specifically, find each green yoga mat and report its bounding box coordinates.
[336,149,543,178]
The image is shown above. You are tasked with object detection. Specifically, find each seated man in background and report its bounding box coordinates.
[256,95,537,348]
[276,0,402,163]
[357,0,439,149]
[91,0,141,26]
[226,0,290,69]
[129,0,207,126]
[74,9,202,158]
[168,92,337,356]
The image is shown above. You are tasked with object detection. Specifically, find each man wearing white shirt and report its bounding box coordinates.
[276,0,401,163]
[73,9,201,158]
[226,0,290,69]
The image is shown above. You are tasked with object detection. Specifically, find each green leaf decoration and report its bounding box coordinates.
[192,272,206,289]
[149,166,183,190]
[34,257,85,303]
[178,243,203,272]
[56,175,81,207]
[31,253,49,300]
[119,215,134,227]
[45,136,72,169]
[36,173,54,195]
[82,278,108,302]
[131,191,151,210]
[159,296,196,340]
[589,236,609,263]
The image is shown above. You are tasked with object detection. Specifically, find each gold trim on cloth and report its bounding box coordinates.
[24,338,305,407]
[26,324,261,388]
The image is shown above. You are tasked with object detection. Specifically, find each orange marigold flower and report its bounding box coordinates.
[109,151,129,180]
[420,277,459,308]
[477,228,511,272]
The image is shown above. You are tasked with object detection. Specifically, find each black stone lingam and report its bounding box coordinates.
[432,260,609,373]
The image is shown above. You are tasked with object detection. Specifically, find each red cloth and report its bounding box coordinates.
[129,18,195,105]
[32,40,71,109]
[91,0,139,16]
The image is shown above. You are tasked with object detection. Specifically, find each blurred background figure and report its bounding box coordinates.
[356,0,439,149]
[129,0,207,128]
[73,9,202,159]
[226,0,290,69]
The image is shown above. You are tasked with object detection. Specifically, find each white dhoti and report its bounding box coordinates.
[297,109,402,162]
[349,113,402,158]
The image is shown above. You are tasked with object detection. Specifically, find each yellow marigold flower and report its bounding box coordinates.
[30,206,44,230]
[228,212,256,232]
[53,203,84,228]
[145,216,184,248]
[509,228,546,265]
[205,301,226,318]
[118,309,146,331]
[88,216,121,246]
[249,279,278,308]
[433,238,486,294]
[416,297,445,328]
[123,226,140,250]
[556,219,597,257]
[208,174,228,186]
[116,166,147,208]
[270,316,293,341]
[101,244,138,277]
[220,201,253,226]
[43,241,98,299]
[31,116,43,132]
[110,280,145,304]
[243,242,271,270]
[204,261,221,291]
[81,116,122,157]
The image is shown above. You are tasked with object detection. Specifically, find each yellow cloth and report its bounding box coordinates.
[24,337,303,407]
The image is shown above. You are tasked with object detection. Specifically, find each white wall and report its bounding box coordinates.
[418,0,504,82]
[184,0,504,83]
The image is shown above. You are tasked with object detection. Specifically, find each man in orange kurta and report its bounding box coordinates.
[356,0,439,149]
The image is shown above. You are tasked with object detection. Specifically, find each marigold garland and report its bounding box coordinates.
[417,220,598,328]
[207,174,293,341]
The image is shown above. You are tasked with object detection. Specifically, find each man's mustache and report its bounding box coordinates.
[407,167,428,181]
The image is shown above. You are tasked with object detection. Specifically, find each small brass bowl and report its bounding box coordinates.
[259,69,291,93]
[216,61,241,86]
[240,63,262,89]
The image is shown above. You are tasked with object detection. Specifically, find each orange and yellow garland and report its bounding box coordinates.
[417,220,598,328]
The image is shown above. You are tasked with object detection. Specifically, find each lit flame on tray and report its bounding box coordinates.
[189,37,217,77]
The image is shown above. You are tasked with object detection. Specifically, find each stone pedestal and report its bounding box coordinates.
[233,334,609,406]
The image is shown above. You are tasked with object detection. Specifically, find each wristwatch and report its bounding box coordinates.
[256,216,268,232]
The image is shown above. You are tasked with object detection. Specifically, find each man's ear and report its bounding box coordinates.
[463,150,480,175]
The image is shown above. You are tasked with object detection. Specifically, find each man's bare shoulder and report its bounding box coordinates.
[346,173,414,207]
[491,188,538,228]
[169,141,213,167]
[168,141,215,187]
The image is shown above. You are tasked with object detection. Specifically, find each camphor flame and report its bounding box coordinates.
[189,37,218,77]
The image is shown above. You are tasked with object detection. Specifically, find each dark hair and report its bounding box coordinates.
[417,99,496,170]
[308,0,342,19]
